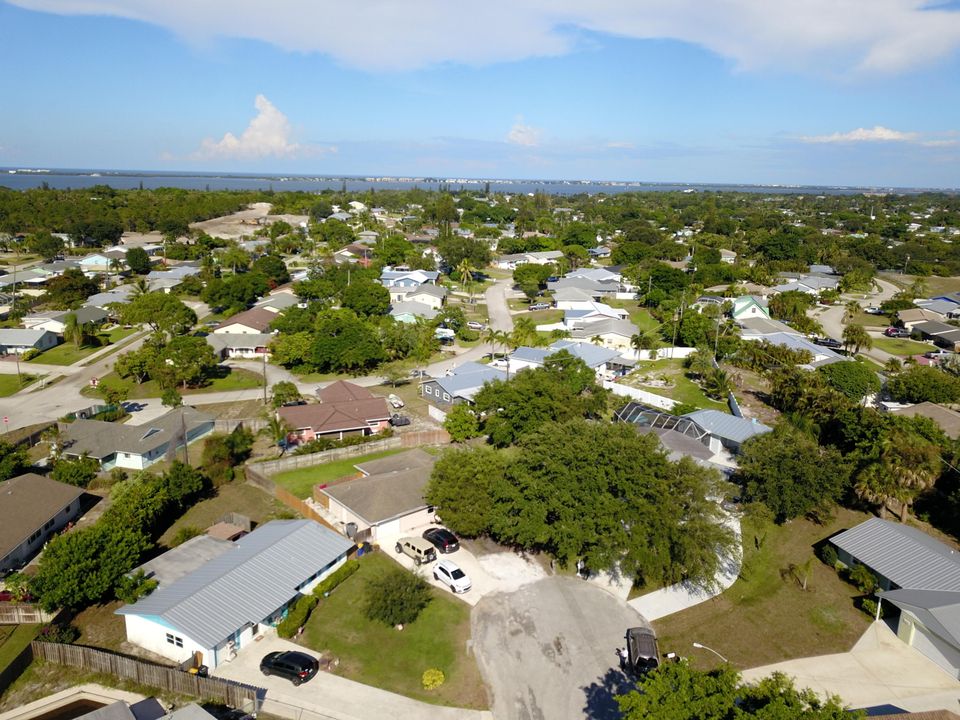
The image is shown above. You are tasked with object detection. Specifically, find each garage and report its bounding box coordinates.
[882,589,960,680]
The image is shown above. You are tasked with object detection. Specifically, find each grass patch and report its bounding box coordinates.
[526,309,564,325]
[654,507,873,671]
[27,328,139,367]
[302,552,487,709]
[0,374,38,397]
[872,337,934,356]
[0,625,39,670]
[881,273,960,297]
[621,358,728,411]
[273,448,407,499]
[71,601,127,652]
[82,367,263,399]
[605,299,660,333]
[159,482,290,548]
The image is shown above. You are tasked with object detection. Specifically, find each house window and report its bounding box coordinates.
[165,633,184,647]
[425,386,433,396]
[44,518,55,530]
[442,393,450,402]
[28,529,42,544]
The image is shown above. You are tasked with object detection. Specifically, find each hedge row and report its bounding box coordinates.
[277,558,361,638]
[312,559,360,598]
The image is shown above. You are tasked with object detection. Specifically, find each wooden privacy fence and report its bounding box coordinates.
[0,603,57,625]
[31,642,262,710]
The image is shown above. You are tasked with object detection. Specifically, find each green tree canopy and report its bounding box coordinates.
[341,279,390,316]
[817,361,881,400]
[51,455,100,488]
[0,439,29,481]
[125,246,152,274]
[251,254,291,285]
[45,268,99,309]
[889,366,960,404]
[120,292,197,338]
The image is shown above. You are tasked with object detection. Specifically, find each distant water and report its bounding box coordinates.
[0,167,941,196]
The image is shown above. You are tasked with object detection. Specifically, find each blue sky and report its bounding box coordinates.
[1,1,959,187]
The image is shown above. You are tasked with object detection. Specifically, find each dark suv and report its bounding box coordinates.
[422,527,460,554]
[260,650,320,686]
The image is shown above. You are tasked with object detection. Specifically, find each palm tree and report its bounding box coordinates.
[62,312,82,349]
[511,316,540,348]
[266,415,292,449]
[630,330,662,360]
[130,276,150,298]
[704,368,732,399]
[856,431,940,521]
[456,259,475,305]
[884,357,902,374]
[841,323,873,354]
[41,424,63,460]
[843,300,861,324]
[109,257,123,288]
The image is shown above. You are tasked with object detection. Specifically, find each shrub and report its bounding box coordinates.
[21,349,40,361]
[847,564,879,595]
[171,526,204,547]
[818,544,839,568]
[277,594,319,638]
[293,428,393,456]
[312,559,360,598]
[38,623,79,644]
[51,454,100,487]
[861,598,884,619]
[115,569,158,603]
[363,567,432,627]
[422,668,445,690]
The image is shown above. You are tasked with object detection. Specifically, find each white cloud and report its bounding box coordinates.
[800,125,920,143]
[192,94,330,160]
[10,0,960,74]
[507,118,542,147]
[606,141,636,149]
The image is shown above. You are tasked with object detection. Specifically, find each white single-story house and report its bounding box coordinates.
[389,301,439,323]
[22,306,108,335]
[117,519,355,668]
[681,409,772,454]
[832,517,960,679]
[319,450,437,543]
[0,473,84,574]
[213,308,275,335]
[509,339,631,379]
[720,249,737,264]
[495,250,563,270]
[205,333,273,360]
[0,328,59,355]
[61,406,215,470]
[563,302,630,329]
[568,318,639,351]
[402,284,447,309]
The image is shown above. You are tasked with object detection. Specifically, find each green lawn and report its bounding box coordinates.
[0,624,39,671]
[0,374,38,397]
[273,448,407,499]
[605,299,660,333]
[872,337,934,356]
[27,327,138,367]
[301,552,487,709]
[159,482,289,548]
[82,367,263,399]
[654,508,873,671]
[622,358,729,411]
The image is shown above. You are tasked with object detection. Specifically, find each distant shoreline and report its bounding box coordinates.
[1,167,955,195]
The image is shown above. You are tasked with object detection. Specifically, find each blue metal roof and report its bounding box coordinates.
[117,520,354,648]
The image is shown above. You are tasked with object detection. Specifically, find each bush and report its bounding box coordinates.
[293,428,393,456]
[21,349,40,361]
[847,564,879,595]
[818,544,839,568]
[861,598,883,619]
[171,526,204,547]
[312,559,360,598]
[363,566,432,627]
[277,593,319,638]
[422,668,445,690]
[115,569,158,603]
[38,623,79,644]
[51,455,100,487]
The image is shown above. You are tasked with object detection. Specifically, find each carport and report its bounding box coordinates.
[879,589,960,680]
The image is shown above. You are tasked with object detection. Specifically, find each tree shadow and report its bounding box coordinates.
[581,666,636,720]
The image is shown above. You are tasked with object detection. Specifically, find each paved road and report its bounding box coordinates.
[472,576,650,720]
[810,278,901,365]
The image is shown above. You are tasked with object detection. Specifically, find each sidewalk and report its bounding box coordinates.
[628,515,741,621]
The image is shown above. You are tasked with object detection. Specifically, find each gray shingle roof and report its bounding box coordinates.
[117,520,354,648]
[832,518,960,591]
[63,406,214,459]
[0,473,84,562]
[683,409,772,444]
[433,361,507,400]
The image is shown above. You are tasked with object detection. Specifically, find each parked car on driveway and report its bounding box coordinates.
[865,306,884,315]
[387,393,404,409]
[389,413,411,427]
[395,536,436,565]
[433,559,472,594]
[466,321,486,331]
[529,303,551,311]
[422,527,459,553]
[813,337,843,349]
[885,327,911,338]
[260,650,320,686]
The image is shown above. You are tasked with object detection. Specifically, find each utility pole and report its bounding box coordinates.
[262,352,268,406]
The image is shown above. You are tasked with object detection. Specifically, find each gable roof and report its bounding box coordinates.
[205,333,273,354]
[0,473,84,561]
[832,517,960,591]
[214,308,275,333]
[322,450,436,524]
[683,409,772,444]
[63,406,214,460]
[880,589,960,649]
[553,287,599,303]
[404,284,447,300]
[280,400,389,434]
[317,380,374,404]
[0,328,57,347]
[899,308,948,324]
[568,318,639,340]
[430,361,507,401]
[117,520,354,648]
[890,402,960,439]
[389,301,439,320]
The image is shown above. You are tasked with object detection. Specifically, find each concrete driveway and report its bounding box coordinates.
[472,576,651,720]
[212,633,491,720]
[383,526,548,606]
[741,621,960,711]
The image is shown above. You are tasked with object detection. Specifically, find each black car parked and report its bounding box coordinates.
[260,651,320,686]
[390,414,412,427]
[422,527,460,554]
[814,337,843,349]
